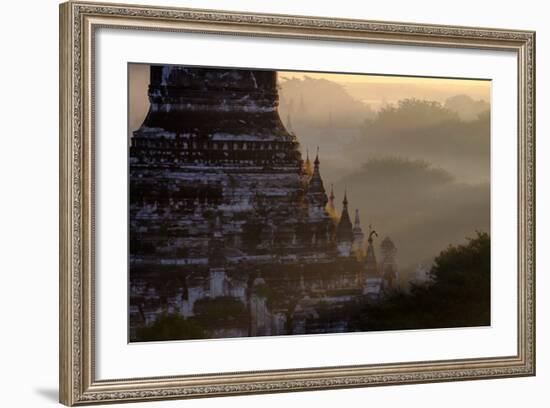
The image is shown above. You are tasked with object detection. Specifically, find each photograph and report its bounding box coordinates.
[128,64,491,342]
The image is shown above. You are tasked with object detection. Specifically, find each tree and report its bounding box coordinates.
[363,98,460,134]
[422,230,490,327]
[347,97,491,182]
[349,232,490,331]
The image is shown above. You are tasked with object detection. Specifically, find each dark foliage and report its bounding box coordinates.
[349,232,490,331]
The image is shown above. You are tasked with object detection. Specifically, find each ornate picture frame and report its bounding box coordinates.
[59,1,535,405]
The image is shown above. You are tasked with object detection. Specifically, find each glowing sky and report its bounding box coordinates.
[278,70,490,110]
[129,64,490,133]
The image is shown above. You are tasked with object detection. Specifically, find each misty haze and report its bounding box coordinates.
[276,74,490,280]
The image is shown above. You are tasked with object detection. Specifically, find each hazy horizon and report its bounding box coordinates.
[129,64,490,134]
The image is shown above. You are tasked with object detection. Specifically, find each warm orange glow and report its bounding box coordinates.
[278,70,490,104]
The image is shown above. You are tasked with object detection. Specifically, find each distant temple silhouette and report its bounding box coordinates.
[129,66,398,341]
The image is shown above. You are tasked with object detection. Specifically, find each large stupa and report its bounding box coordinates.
[129,66,394,341]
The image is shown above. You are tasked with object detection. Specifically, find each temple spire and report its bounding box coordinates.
[340,191,351,229]
[343,187,348,208]
[305,148,328,213]
[303,148,313,178]
[354,209,361,229]
[327,184,336,215]
[314,146,320,166]
[336,189,353,242]
[309,147,324,191]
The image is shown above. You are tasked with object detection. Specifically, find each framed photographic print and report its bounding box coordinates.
[59,1,536,405]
